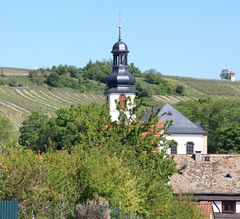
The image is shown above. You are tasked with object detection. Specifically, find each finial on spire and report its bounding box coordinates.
[118,12,122,41]
[118,25,122,41]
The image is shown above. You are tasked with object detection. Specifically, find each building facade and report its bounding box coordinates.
[143,103,208,155]
[160,103,208,154]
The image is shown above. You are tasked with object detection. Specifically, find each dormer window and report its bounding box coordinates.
[224,173,232,178]
[167,112,172,116]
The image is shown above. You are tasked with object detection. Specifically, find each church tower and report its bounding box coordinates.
[106,25,136,121]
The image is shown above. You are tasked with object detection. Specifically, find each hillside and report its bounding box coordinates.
[1,67,240,129]
[0,67,32,76]
[165,76,240,96]
[0,86,104,129]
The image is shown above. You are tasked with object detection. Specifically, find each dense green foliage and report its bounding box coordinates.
[15,102,206,218]
[19,105,110,152]
[176,98,240,153]
[82,60,111,83]
[29,64,105,93]
[19,112,48,152]
[0,147,205,219]
[28,62,183,97]
[144,69,180,95]
[0,147,146,218]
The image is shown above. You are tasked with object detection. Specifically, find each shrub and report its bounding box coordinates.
[75,197,110,219]
[176,85,185,94]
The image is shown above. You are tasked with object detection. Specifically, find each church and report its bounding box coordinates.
[105,26,240,218]
[105,25,207,156]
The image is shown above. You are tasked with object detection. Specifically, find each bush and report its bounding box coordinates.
[176,85,185,94]
[75,197,110,219]
[19,112,48,152]
[8,79,22,87]
[82,60,112,83]
[145,69,163,85]
[135,83,152,98]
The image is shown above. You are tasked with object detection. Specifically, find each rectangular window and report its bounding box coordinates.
[222,201,236,214]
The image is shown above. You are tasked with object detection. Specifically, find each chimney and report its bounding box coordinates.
[194,151,202,162]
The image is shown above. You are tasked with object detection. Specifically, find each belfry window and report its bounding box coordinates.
[120,55,127,65]
[114,56,118,66]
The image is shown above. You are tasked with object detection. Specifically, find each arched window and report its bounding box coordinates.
[186,142,194,154]
[170,142,178,154]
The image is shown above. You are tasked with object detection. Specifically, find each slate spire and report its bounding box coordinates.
[106,26,135,93]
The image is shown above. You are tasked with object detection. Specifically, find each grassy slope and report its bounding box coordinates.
[0,86,105,129]
[0,67,31,76]
[165,76,240,96]
[1,68,240,129]
[0,74,105,129]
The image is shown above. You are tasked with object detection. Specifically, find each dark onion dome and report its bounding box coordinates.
[106,25,135,93]
[111,41,129,53]
[106,66,136,91]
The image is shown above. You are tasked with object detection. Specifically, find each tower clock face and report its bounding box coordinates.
[119,94,126,104]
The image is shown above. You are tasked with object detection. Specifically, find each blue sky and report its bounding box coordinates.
[0,0,239,79]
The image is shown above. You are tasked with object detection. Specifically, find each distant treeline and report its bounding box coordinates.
[28,60,185,97]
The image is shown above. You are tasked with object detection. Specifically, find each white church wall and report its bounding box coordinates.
[236,202,240,213]
[230,75,236,82]
[109,93,135,121]
[166,134,207,154]
[213,201,222,212]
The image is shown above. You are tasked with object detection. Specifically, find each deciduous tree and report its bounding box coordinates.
[220,69,231,80]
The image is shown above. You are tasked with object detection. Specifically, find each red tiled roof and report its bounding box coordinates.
[142,121,164,137]
[196,201,213,216]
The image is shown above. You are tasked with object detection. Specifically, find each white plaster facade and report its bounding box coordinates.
[166,134,208,154]
[213,201,240,213]
[108,93,135,121]
[236,202,240,213]
[213,201,222,212]
[230,73,236,82]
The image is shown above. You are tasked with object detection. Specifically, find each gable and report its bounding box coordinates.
[144,103,207,135]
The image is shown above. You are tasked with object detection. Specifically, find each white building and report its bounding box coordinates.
[143,103,208,155]
[105,27,207,154]
[229,71,236,82]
